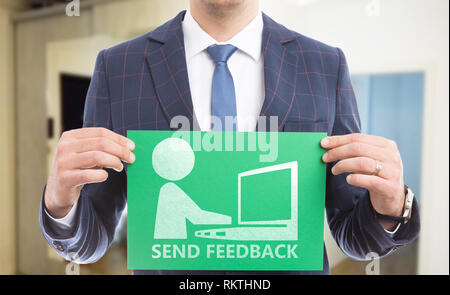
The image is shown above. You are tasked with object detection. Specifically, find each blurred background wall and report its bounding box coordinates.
[0,0,448,275]
[0,0,27,276]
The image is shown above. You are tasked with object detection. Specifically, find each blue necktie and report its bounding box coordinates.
[207,44,238,131]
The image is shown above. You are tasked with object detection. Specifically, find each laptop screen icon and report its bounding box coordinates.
[195,161,298,241]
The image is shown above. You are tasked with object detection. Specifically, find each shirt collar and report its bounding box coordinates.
[182,9,263,62]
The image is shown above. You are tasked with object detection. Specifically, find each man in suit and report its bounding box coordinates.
[40,0,420,274]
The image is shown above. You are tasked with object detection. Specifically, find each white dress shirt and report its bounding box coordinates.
[184,9,265,131]
[46,9,265,228]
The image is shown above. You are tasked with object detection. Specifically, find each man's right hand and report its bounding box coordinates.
[44,127,135,219]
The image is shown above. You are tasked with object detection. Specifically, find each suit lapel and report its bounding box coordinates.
[259,14,298,131]
[145,11,195,130]
[144,12,299,132]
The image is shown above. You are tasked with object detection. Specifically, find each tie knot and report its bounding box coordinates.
[207,44,238,64]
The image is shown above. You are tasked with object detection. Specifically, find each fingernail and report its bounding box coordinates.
[347,174,352,181]
[321,137,329,147]
[322,152,328,162]
[127,141,135,150]
[130,152,136,163]
[331,166,336,175]
[113,164,123,172]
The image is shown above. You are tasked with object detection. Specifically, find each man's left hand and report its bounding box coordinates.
[321,133,406,231]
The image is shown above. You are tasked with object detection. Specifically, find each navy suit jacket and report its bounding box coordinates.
[39,11,420,275]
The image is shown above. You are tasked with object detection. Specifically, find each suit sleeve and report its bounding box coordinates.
[325,48,420,260]
[39,50,127,264]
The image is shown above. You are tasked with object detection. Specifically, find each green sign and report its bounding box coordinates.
[127,131,327,271]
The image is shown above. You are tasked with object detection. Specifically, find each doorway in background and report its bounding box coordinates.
[352,72,424,197]
[60,73,91,133]
[332,72,424,275]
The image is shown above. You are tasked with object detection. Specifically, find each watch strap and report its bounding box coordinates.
[374,211,407,223]
[374,185,413,224]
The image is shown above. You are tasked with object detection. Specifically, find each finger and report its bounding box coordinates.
[63,169,109,187]
[321,133,391,149]
[331,157,392,179]
[63,127,135,150]
[322,142,390,163]
[70,151,124,172]
[346,173,389,195]
[73,137,135,163]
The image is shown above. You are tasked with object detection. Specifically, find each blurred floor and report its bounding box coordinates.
[332,241,418,275]
[81,242,131,275]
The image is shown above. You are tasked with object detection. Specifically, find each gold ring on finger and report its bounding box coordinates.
[372,160,382,176]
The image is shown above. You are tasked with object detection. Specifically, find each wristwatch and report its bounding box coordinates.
[375,185,414,224]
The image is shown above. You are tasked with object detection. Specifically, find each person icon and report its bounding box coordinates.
[152,137,231,239]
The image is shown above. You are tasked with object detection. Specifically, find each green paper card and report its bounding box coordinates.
[127,131,327,271]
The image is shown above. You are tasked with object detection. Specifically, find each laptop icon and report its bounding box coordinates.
[195,161,298,241]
